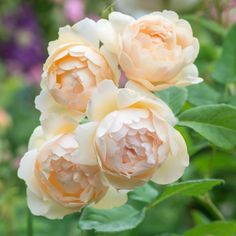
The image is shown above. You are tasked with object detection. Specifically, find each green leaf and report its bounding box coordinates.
[152,179,224,206]
[184,221,236,236]
[128,182,159,204]
[187,83,220,106]
[178,104,236,149]
[78,205,145,233]
[155,87,187,114]
[213,24,236,84]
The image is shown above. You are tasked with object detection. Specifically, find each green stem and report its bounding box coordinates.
[194,195,225,221]
[27,209,34,236]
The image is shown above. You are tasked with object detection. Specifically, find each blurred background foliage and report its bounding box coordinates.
[0,0,236,235]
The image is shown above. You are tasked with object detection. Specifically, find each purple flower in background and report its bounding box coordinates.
[64,0,85,23]
[0,4,45,83]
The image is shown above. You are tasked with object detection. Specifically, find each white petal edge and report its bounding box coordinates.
[27,189,75,219]
[18,149,41,196]
[86,80,118,121]
[73,122,98,165]
[97,19,118,54]
[151,129,189,184]
[28,126,46,150]
[91,187,128,209]
[100,45,121,85]
[175,64,203,87]
[109,11,134,34]
[73,18,99,48]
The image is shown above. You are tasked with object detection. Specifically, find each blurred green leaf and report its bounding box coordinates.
[187,83,221,106]
[213,24,236,84]
[78,205,145,233]
[192,151,236,180]
[151,179,223,207]
[184,221,236,236]
[178,104,236,149]
[191,210,210,226]
[155,87,187,114]
[229,94,236,106]
[0,77,24,107]
[184,15,226,36]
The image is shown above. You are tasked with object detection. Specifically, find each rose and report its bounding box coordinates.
[97,11,202,91]
[18,122,127,219]
[40,18,119,118]
[84,80,189,190]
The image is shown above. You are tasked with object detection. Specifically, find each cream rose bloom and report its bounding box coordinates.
[39,18,119,119]
[18,121,127,219]
[85,80,189,190]
[97,11,202,90]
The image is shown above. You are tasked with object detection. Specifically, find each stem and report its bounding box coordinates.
[194,195,225,221]
[27,209,34,236]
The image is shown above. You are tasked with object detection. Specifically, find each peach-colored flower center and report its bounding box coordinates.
[46,44,113,111]
[97,109,162,179]
[35,138,107,207]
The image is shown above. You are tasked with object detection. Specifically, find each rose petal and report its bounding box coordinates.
[73,18,99,48]
[73,122,98,165]
[151,129,189,184]
[86,80,118,121]
[91,187,128,209]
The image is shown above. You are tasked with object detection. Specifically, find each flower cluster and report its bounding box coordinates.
[18,11,202,219]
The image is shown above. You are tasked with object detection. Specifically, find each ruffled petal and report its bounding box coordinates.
[27,189,76,219]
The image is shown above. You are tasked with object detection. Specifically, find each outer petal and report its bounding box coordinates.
[174,64,203,87]
[27,189,76,219]
[17,149,41,196]
[73,122,99,165]
[41,113,78,137]
[73,18,99,48]
[97,19,118,54]
[86,80,118,121]
[100,45,121,85]
[119,82,177,125]
[109,11,134,34]
[35,89,82,123]
[48,18,99,55]
[91,187,128,209]
[151,129,189,184]
[35,89,61,120]
[28,126,46,150]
